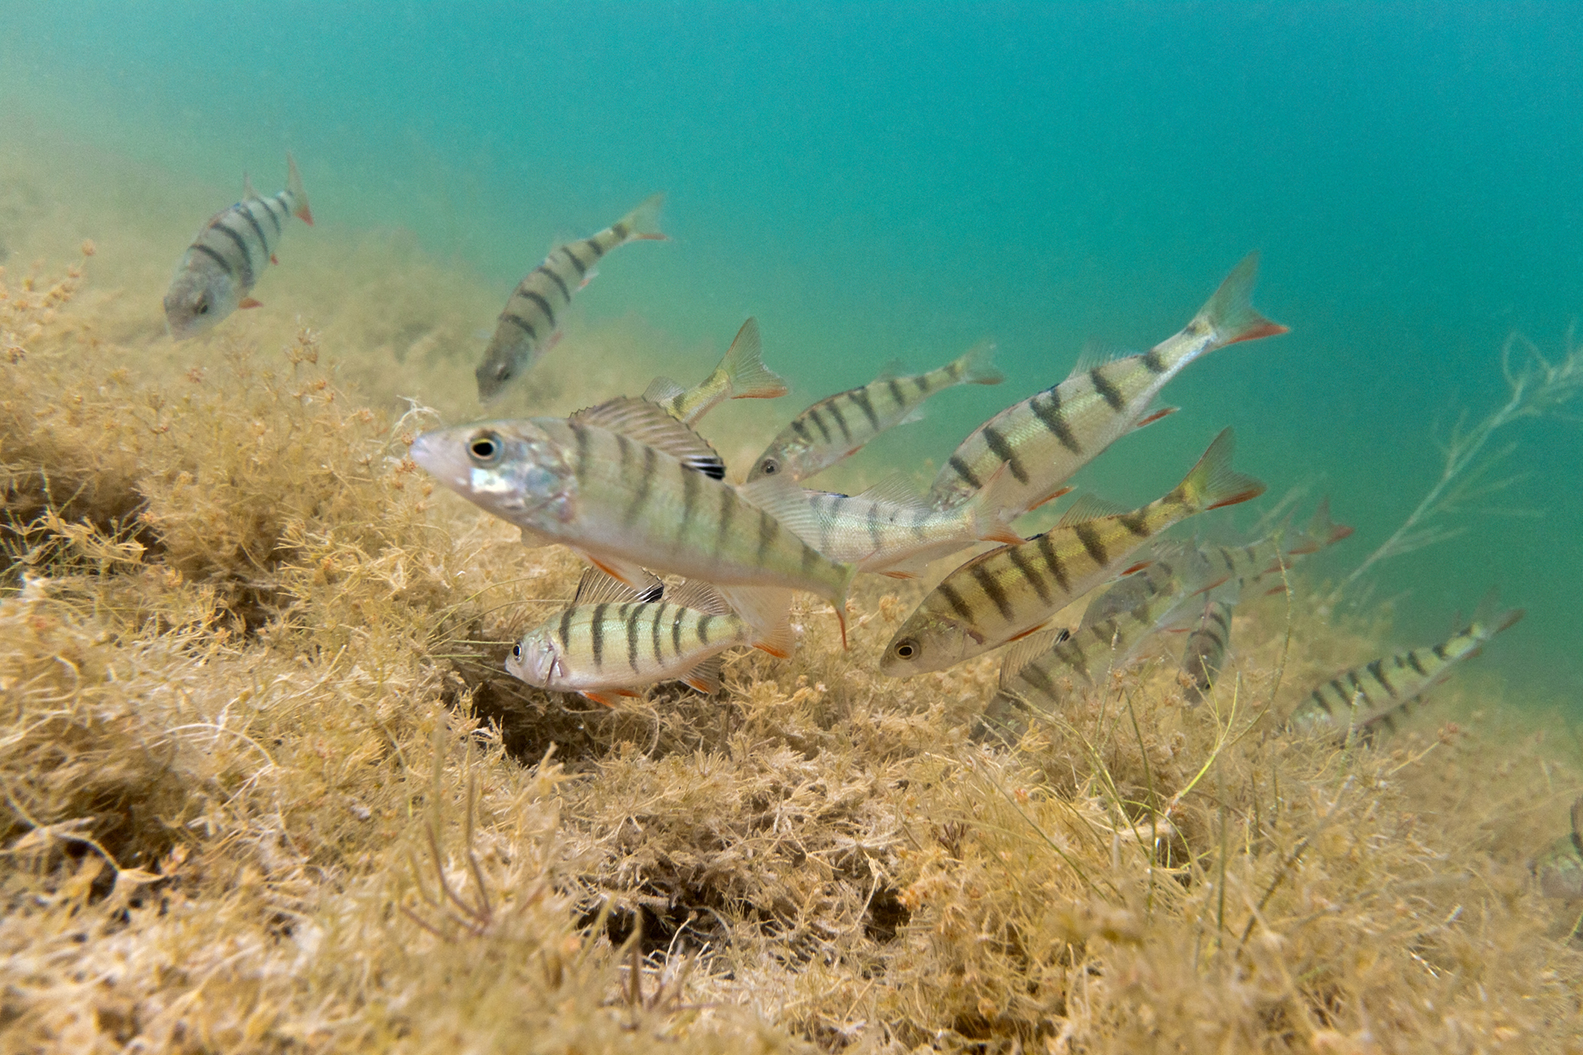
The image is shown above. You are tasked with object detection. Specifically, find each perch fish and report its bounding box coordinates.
[411,397,857,643]
[1288,589,1524,740]
[164,153,313,340]
[507,570,790,707]
[927,252,1286,519]
[746,340,1003,483]
[476,193,666,403]
[881,427,1264,676]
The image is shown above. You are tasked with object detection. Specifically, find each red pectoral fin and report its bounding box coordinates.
[238,297,263,309]
[581,691,620,708]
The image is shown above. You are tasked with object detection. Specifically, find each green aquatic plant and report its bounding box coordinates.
[1342,326,1583,593]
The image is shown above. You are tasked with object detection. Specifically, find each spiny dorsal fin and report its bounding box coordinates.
[873,357,909,382]
[571,396,726,480]
[642,376,688,405]
[572,565,663,605]
[667,578,732,615]
[997,625,1070,690]
[1057,494,1128,527]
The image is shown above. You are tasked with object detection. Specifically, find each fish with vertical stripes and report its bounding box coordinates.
[164,153,313,340]
[643,317,788,426]
[410,396,857,643]
[506,569,790,707]
[800,465,1022,578]
[927,253,1287,519]
[746,340,1003,483]
[1288,590,1523,741]
[880,427,1264,676]
[476,193,666,402]
[1180,597,1236,704]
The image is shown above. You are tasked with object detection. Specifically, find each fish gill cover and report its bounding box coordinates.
[3,3,1583,1052]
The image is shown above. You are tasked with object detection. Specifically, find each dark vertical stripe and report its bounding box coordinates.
[590,604,610,668]
[572,424,592,481]
[887,378,907,409]
[849,388,881,432]
[1035,534,1071,593]
[825,400,854,444]
[807,407,834,445]
[1431,643,1449,661]
[560,244,588,276]
[981,427,1027,484]
[625,605,643,672]
[1310,689,1332,714]
[500,312,538,340]
[1367,659,1396,697]
[1142,347,1168,374]
[697,614,714,645]
[517,288,556,326]
[1030,390,1082,454]
[672,608,685,657]
[583,237,605,259]
[209,221,255,285]
[936,581,975,622]
[947,455,984,490]
[970,564,1014,621]
[536,264,572,301]
[715,490,736,555]
[190,243,235,277]
[1072,523,1110,567]
[1406,651,1428,677]
[756,510,779,562]
[557,608,574,651]
[1089,366,1126,411]
[238,205,272,259]
[259,195,285,234]
[680,463,700,540]
[625,445,657,526]
[1118,513,1150,538]
[1006,547,1052,605]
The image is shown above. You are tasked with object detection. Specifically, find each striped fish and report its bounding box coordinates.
[164,153,312,340]
[1180,598,1235,704]
[746,340,1002,483]
[994,557,1207,707]
[801,465,1022,579]
[643,317,788,426]
[1534,796,1583,900]
[1288,590,1523,741]
[506,570,789,707]
[927,253,1286,518]
[410,396,857,643]
[880,428,1264,676]
[475,193,666,403]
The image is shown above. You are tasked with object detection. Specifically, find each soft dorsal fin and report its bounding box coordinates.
[873,357,909,382]
[997,625,1070,690]
[667,578,732,615]
[642,376,688,405]
[1057,494,1128,527]
[572,565,664,605]
[1069,339,1137,377]
[851,471,932,509]
[571,396,726,480]
[243,173,259,200]
[738,472,827,548]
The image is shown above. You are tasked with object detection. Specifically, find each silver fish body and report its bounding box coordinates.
[164,153,312,340]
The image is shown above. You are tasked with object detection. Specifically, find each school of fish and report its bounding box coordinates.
[160,165,1526,758]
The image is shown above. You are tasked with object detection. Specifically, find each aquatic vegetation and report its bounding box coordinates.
[1342,326,1583,593]
[4,242,1583,1055]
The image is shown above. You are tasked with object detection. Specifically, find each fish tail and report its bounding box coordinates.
[1174,427,1266,512]
[286,152,313,225]
[948,339,1004,386]
[1470,587,1525,637]
[719,318,788,400]
[619,192,667,242]
[1196,251,1287,349]
[1295,496,1354,552]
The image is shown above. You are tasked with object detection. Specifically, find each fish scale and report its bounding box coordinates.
[881,427,1264,676]
[927,252,1287,518]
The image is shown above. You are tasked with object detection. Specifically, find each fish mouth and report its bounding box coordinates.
[408,432,467,489]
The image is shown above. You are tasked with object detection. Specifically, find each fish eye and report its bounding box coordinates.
[195,296,209,315]
[468,431,503,465]
[511,643,522,660]
[893,638,919,660]
[493,363,510,382]
[760,459,778,476]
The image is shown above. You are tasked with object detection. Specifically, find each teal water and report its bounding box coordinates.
[2,2,1580,703]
